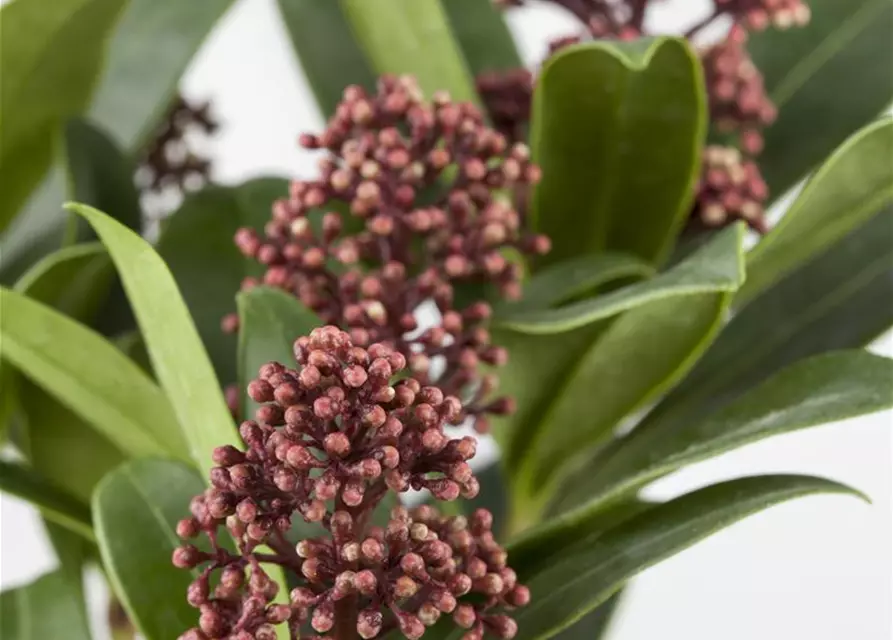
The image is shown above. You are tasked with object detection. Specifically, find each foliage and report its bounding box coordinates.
[0,1,890,639]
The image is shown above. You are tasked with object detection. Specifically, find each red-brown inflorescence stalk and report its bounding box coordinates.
[487,0,811,232]
[174,326,528,640]
[229,75,549,433]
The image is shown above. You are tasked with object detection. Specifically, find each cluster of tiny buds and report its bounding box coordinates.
[693,145,768,232]
[701,25,776,155]
[292,505,528,639]
[174,327,505,639]
[228,75,549,430]
[715,0,810,31]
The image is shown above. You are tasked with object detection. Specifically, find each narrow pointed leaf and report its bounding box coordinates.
[531,38,706,267]
[158,179,288,387]
[750,0,893,197]
[0,287,184,460]
[0,0,126,231]
[0,460,94,541]
[275,0,377,117]
[340,0,479,102]
[93,459,205,640]
[513,475,866,640]
[516,351,893,556]
[496,252,655,314]
[88,0,237,150]
[740,117,893,303]
[441,0,521,74]
[237,286,322,419]
[70,203,239,476]
[497,223,744,334]
[651,208,893,431]
[2,571,92,640]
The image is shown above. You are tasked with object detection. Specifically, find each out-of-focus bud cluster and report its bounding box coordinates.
[692,145,769,232]
[229,76,550,432]
[174,327,527,639]
[488,0,812,231]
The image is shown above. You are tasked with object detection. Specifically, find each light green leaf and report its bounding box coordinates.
[740,117,893,303]
[88,0,236,150]
[93,459,204,640]
[513,475,866,640]
[275,0,377,117]
[237,286,322,420]
[0,287,184,460]
[496,252,655,314]
[158,179,288,388]
[649,208,893,434]
[517,351,893,555]
[2,571,92,640]
[0,460,94,541]
[750,0,893,197]
[70,203,240,475]
[0,0,126,231]
[496,223,744,334]
[441,0,521,74]
[340,0,479,102]
[531,38,706,267]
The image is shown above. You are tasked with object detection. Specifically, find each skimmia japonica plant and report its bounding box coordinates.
[0,1,891,640]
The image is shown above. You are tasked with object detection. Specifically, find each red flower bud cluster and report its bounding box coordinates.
[174,327,527,639]
[715,0,811,31]
[293,505,528,640]
[230,75,549,431]
[692,145,769,232]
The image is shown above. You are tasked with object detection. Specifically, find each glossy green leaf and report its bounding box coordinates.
[0,0,126,232]
[650,208,893,433]
[0,571,92,640]
[64,118,142,234]
[496,252,655,314]
[158,179,287,388]
[276,0,377,117]
[519,351,893,553]
[237,286,322,419]
[0,460,94,541]
[93,459,205,640]
[497,223,744,334]
[513,475,866,640]
[70,203,240,477]
[750,0,893,197]
[340,0,479,102]
[441,0,521,74]
[88,0,236,150]
[531,38,706,267]
[740,117,893,303]
[0,287,184,460]
[552,592,624,640]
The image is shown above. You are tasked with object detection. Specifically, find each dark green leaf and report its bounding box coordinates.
[93,459,204,640]
[740,117,893,303]
[552,592,624,640]
[0,0,126,231]
[341,0,479,102]
[275,0,377,117]
[496,223,744,334]
[71,203,240,476]
[650,208,893,432]
[522,351,893,551]
[496,252,655,314]
[513,475,866,640]
[441,0,521,74]
[88,0,237,150]
[0,571,92,640]
[0,460,94,540]
[531,38,706,267]
[0,287,184,460]
[157,179,288,388]
[237,286,322,419]
[750,0,893,197]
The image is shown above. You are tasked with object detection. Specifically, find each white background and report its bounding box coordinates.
[1,1,891,638]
